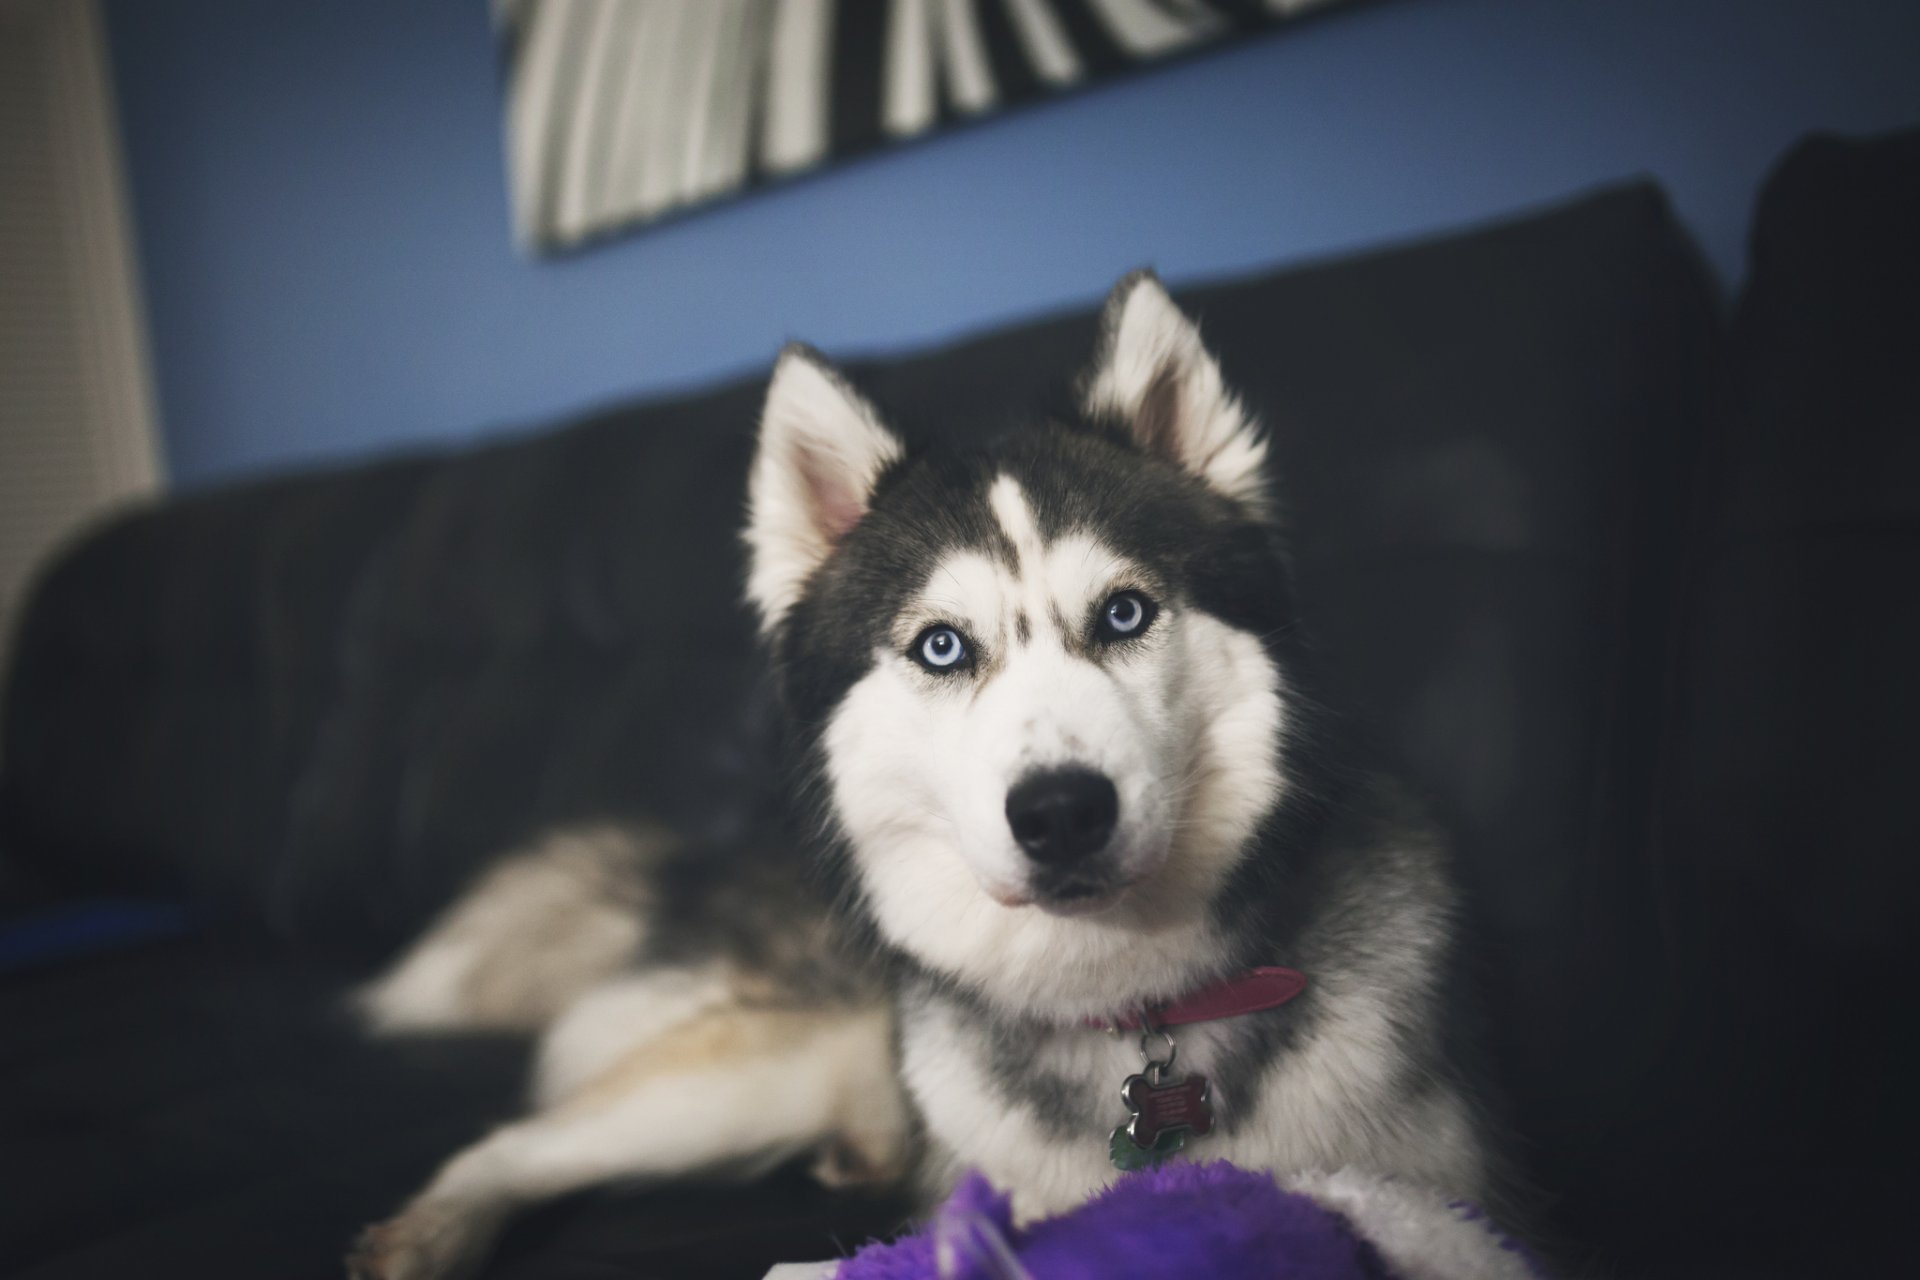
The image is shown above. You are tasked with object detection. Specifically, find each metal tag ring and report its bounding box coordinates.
[1138,1014,1177,1076]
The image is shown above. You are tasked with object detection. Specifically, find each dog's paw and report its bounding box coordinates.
[346,1203,494,1280]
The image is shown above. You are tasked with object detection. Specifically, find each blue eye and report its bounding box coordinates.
[914,625,970,672]
[1099,591,1155,640]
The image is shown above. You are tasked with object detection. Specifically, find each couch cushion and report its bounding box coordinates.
[265,388,777,949]
[1646,129,1920,1271]
[2,460,435,925]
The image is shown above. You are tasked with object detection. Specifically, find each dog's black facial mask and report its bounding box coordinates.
[745,271,1283,686]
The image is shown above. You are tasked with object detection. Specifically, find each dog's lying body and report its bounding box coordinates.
[350,275,1497,1280]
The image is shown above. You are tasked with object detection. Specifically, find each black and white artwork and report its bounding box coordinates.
[498,0,1361,251]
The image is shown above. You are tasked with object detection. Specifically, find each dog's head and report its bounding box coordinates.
[744,273,1299,1017]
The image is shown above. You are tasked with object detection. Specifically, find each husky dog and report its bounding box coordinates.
[350,273,1494,1280]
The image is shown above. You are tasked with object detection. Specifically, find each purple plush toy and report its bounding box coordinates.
[831,1162,1547,1280]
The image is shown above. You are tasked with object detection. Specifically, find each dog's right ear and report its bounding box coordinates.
[745,345,904,634]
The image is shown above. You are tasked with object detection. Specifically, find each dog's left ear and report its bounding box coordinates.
[1081,271,1270,513]
[745,344,905,634]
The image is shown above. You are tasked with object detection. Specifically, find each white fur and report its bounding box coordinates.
[902,995,1143,1217]
[824,475,1287,1021]
[1284,1168,1536,1280]
[744,348,904,632]
[430,1004,894,1201]
[1081,272,1271,513]
[356,933,482,1034]
[354,826,651,1034]
[528,965,732,1107]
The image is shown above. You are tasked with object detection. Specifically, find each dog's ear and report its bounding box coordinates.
[1081,270,1270,513]
[745,344,904,633]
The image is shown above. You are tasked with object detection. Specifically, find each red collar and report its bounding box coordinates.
[1089,966,1308,1032]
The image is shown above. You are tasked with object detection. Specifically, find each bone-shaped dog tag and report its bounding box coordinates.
[1108,1070,1213,1170]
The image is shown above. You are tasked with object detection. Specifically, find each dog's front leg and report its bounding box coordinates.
[348,999,905,1280]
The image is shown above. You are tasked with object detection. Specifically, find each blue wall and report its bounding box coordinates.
[106,0,1920,489]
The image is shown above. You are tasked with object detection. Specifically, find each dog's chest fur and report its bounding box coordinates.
[899,949,1487,1219]
[882,795,1494,1219]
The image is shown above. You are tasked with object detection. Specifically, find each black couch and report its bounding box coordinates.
[4,131,1916,1280]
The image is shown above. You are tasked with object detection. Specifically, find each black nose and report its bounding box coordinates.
[1006,768,1119,865]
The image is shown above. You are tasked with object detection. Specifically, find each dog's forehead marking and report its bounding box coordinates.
[905,474,1133,655]
[988,474,1046,573]
[993,476,1047,647]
